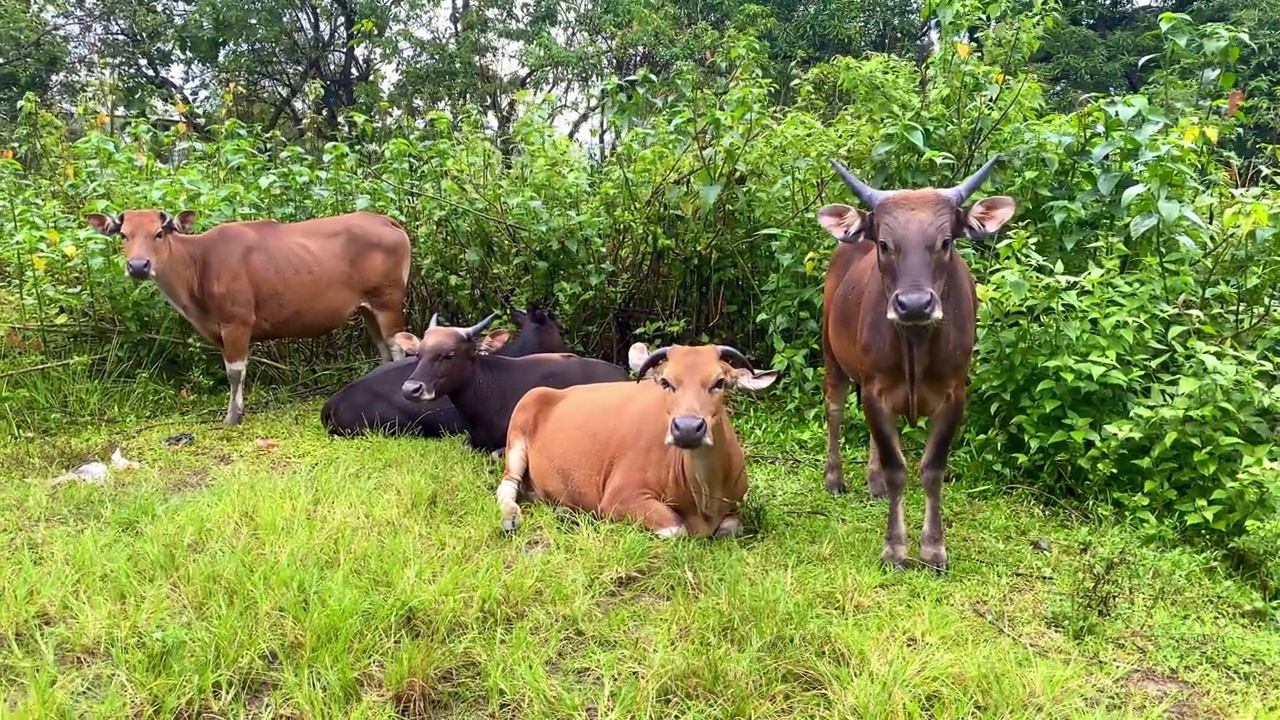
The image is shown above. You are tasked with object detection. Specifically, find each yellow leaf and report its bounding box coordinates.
[30,255,46,272]
[1203,126,1219,144]
[65,165,75,179]
[177,122,188,134]
[175,101,188,114]
[975,282,992,303]
[96,112,108,127]
[956,42,972,58]
[0,149,11,159]
[1182,125,1201,143]
[63,245,79,259]
[993,73,1005,85]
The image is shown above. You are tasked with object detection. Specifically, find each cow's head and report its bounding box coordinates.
[815,157,1015,325]
[396,312,508,402]
[508,303,568,355]
[629,343,778,449]
[86,209,198,281]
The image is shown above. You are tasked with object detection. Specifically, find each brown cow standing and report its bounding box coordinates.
[815,157,1015,571]
[496,343,779,538]
[85,209,412,425]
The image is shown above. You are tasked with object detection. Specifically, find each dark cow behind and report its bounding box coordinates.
[321,305,569,438]
[816,156,1015,572]
[398,311,630,454]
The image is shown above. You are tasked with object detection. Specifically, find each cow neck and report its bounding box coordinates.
[448,354,502,427]
[153,233,202,320]
[678,420,733,522]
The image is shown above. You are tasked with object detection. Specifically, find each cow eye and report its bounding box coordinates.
[711,378,727,391]
[941,237,952,251]
[155,231,164,239]
[659,378,674,391]
[443,351,455,359]
[878,240,889,253]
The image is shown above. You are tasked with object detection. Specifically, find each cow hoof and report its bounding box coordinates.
[223,413,243,426]
[920,545,948,573]
[881,544,908,571]
[713,515,742,539]
[656,525,687,539]
[500,516,521,534]
[824,475,847,496]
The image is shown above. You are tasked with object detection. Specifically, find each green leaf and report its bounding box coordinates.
[1157,199,1180,225]
[1120,183,1147,208]
[1130,212,1159,239]
[699,183,723,212]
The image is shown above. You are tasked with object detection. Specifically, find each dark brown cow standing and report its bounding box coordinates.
[815,157,1016,571]
[85,209,412,425]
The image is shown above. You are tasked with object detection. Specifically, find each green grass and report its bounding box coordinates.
[2,399,1278,719]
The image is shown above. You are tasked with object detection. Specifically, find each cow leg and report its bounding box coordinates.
[918,390,965,573]
[713,514,742,539]
[496,438,528,533]
[866,441,887,500]
[862,393,908,569]
[822,360,852,495]
[220,326,251,426]
[356,304,402,363]
[600,485,686,538]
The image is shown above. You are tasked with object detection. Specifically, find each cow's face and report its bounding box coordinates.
[397,312,506,402]
[630,344,778,449]
[816,158,1016,326]
[87,209,197,281]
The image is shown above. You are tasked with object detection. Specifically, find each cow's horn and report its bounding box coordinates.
[716,345,755,372]
[461,312,498,340]
[635,346,672,381]
[944,155,1002,205]
[830,160,890,208]
[427,313,440,330]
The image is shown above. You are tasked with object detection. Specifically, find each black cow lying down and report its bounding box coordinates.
[398,311,630,454]
[321,305,568,439]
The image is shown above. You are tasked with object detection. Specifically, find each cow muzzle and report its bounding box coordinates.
[401,380,436,403]
[888,289,941,325]
[667,415,709,449]
[125,258,152,280]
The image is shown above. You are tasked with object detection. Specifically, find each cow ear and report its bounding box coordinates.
[478,329,510,353]
[173,210,197,233]
[964,196,1016,238]
[817,204,866,243]
[731,368,779,391]
[393,332,421,356]
[87,213,120,235]
[628,342,651,374]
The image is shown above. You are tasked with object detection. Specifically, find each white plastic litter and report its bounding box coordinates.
[50,448,141,486]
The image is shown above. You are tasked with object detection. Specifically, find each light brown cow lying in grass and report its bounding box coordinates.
[496,342,779,538]
[85,209,412,425]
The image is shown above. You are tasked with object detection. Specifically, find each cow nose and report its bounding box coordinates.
[125,258,152,279]
[401,380,427,401]
[892,291,936,321]
[669,415,708,448]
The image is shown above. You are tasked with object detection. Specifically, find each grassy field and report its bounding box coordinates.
[2,396,1278,719]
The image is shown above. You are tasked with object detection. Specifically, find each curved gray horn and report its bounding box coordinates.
[427,312,440,330]
[634,346,672,382]
[944,155,1002,205]
[461,312,498,340]
[830,159,890,208]
[716,345,755,372]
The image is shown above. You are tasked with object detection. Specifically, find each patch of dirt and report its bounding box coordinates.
[168,469,212,494]
[1125,670,1214,720]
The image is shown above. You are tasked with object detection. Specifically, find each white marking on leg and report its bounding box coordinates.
[388,340,406,362]
[497,439,528,532]
[656,525,687,539]
[226,360,246,412]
